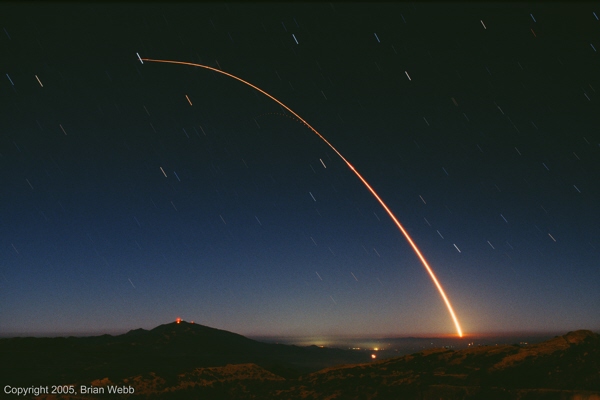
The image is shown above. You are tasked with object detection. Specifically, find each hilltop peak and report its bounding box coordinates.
[124,321,200,336]
[149,320,228,334]
[562,329,598,344]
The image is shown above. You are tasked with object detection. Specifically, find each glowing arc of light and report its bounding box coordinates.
[141,57,464,337]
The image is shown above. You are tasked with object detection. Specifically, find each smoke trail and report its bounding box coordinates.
[141,57,464,337]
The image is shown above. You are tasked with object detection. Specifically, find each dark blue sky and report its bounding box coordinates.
[1,3,598,338]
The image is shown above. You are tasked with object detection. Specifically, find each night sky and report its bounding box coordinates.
[1,3,599,338]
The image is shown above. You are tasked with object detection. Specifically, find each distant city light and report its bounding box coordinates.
[371,354,377,359]
[176,318,182,324]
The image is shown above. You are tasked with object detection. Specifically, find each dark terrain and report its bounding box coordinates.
[1,321,369,384]
[2,322,599,399]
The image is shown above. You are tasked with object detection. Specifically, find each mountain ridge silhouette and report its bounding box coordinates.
[0,320,370,385]
[2,324,599,399]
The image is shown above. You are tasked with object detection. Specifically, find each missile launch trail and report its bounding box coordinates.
[141,57,464,337]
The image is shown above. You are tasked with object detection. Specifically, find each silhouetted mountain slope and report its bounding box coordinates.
[0,321,369,386]
[3,327,600,399]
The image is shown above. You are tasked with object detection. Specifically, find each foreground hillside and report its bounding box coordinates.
[2,326,600,399]
[278,329,600,399]
[99,330,600,399]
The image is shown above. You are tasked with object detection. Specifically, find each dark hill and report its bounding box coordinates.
[3,326,600,399]
[0,321,369,386]
[33,329,600,400]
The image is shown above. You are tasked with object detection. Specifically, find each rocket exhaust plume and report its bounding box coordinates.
[141,57,464,337]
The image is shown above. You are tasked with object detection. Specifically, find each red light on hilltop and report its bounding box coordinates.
[176,318,181,324]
